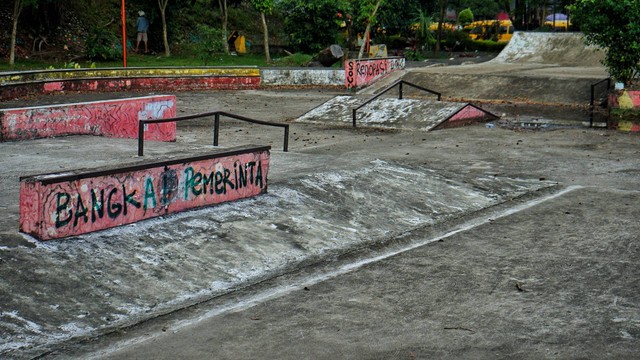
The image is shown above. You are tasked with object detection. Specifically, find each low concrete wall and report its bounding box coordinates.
[261,69,344,86]
[19,145,271,240]
[608,90,640,132]
[0,67,261,100]
[0,95,177,142]
[345,57,405,91]
[0,67,260,85]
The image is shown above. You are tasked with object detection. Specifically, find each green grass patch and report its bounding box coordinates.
[0,52,318,71]
[270,53,314,67]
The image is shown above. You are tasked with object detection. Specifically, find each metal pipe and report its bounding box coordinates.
[214,113,220,146]
[137,121,144,156]
[283,125,289,152]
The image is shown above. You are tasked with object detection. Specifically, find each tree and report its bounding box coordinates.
[410,7,434,53]
[375,0,421,38]
[457,0,499,19]
[278,0,350,53]
[158,0,171,56]
[434,0,447,56]
[249,0,274,62]
[9,0,38,66]
[357,0,384,59]
[570,0,640,85]
[458,7,473,25]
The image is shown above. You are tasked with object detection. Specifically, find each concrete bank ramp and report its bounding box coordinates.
[491,31,604,66]
[0,148,554,358]
[395,32,608,105]
[296,95,497,130]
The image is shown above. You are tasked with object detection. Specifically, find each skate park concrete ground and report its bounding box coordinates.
[1,32,639,359]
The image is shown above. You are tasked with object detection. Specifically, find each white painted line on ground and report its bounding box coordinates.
[83,185,583,359]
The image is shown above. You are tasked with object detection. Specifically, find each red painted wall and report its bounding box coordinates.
[437,104,492,129]
[345,57,405,91]
[0,95,176,142]
[20,146,270,240]
[42,77,261,94]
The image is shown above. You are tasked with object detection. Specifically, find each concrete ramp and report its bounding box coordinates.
[296,95,498,131]
[491,31,604,66]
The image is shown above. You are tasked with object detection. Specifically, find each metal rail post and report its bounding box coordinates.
[283,125,289,152]
[352,109,357,128]
[214,113,220,146]
[138,121,145,156]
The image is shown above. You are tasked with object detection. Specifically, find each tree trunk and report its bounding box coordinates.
[316,45,344,67]
[434,0,447,57]
[218,0,229,54]
[159,0,170,56]
[9,0,22,66]
[357,0,383,60]
[260,12,270,63]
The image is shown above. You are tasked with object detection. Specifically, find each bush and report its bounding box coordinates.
[466,39,506,52]
[458,8,473,26]
[404,49,425,61]
[190,25,226,65]
[442,30,471,50]
[85,27,122,61]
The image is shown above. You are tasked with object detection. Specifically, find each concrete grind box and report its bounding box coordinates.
[0,95,177,142]
[19,145,270,240]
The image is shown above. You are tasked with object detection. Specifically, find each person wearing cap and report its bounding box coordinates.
[135,11,149,53]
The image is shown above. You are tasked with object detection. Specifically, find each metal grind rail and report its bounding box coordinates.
[138,111,289,156]
[352,80,442,127]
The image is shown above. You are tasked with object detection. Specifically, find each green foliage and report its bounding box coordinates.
[466,39,506,52]
[404,49,425,61]
[249,0,274,14]
[441,30,471,50]
[278,0,350,53]
[457,0,500,20]
[611,107,640,124]
[458,8,473,25]
[85,26,122,61]
[570,0,640,84]
[376,0,421,37]
[190,24,226,65]
[411,8,434,47]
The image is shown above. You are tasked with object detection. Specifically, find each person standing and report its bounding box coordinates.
[135,11,149,53]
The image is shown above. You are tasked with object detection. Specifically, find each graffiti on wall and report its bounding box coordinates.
[0,95,176,142]
[19,147,270,240]
[345,57,405,91]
